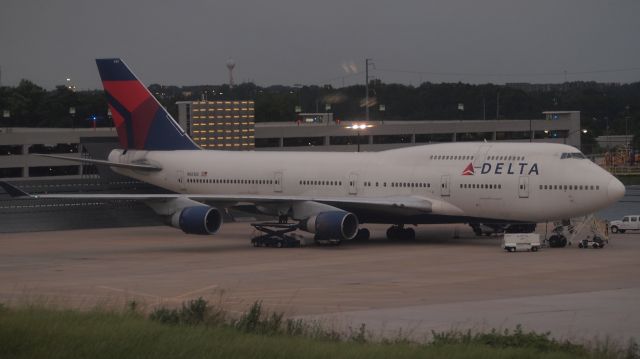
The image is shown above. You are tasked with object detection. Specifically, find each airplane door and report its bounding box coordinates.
[177,170,186,191]
[441,174,450,196]
[348,173,358,195]
[274,172,283,192]
[518,176,529,198]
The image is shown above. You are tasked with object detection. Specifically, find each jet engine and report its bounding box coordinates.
[170,206,223,235]
[299,211,358,240]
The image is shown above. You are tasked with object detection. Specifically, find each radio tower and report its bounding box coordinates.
[226,59,236,87]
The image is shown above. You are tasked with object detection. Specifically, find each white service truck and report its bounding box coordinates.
[610,215,640,233]
[502,233,541,252]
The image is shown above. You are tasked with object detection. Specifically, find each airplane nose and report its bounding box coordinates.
[607,177,625,203]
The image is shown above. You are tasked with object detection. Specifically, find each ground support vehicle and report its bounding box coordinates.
[250,222,301,248]
[610,215,640,234]
[503,233,541,252]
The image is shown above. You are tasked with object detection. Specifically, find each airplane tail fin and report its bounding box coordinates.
[95,58,199,151]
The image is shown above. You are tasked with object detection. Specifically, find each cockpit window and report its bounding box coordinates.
[561,152,586,159]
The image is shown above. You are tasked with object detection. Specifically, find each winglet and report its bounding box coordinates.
[0,181,32,198]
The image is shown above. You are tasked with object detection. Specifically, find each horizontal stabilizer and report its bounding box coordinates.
[35,154,162,171]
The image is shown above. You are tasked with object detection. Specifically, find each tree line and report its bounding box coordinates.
[1,79,638,148]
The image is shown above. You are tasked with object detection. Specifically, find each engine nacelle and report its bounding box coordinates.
[171,206,223,235]
[299,211,359,240]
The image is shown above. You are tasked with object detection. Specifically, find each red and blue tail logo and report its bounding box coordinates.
[96,59,199,151]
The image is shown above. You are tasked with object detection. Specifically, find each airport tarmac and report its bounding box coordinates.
[0,223,638,343]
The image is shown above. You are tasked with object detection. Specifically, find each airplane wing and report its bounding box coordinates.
[0,181,463,217]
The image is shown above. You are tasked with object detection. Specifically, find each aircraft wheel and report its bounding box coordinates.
[386,227,399,240]
[355,228,370,241]
[404,228,416,241]
[559,237,568,247]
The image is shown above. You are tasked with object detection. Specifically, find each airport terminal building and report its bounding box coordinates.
[0,111,580,181]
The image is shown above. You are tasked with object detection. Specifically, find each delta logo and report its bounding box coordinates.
[461,162,540,176]
[462,163,475,175]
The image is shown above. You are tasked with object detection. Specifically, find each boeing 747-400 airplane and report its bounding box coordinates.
[0,59,625,243]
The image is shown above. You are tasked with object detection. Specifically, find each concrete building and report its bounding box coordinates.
[256,111,581,152]
[596,135,633,150]
[176,100,255,150]
[0,111,580,180]
[0,127,118,180]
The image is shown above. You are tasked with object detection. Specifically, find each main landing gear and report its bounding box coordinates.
[353,228,371,241]
[250,222,301,248]
[386,225,416,241]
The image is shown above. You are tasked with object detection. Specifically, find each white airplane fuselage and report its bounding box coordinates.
[110,141,625,224]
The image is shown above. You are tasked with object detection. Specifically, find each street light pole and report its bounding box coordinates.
[346,123,373,153]
[2,110,10,130]
[625,105,630,148]
[69,106,76,129]
[365,58,372,123]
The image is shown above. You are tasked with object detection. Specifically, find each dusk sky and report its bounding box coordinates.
[1,0,639,89]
